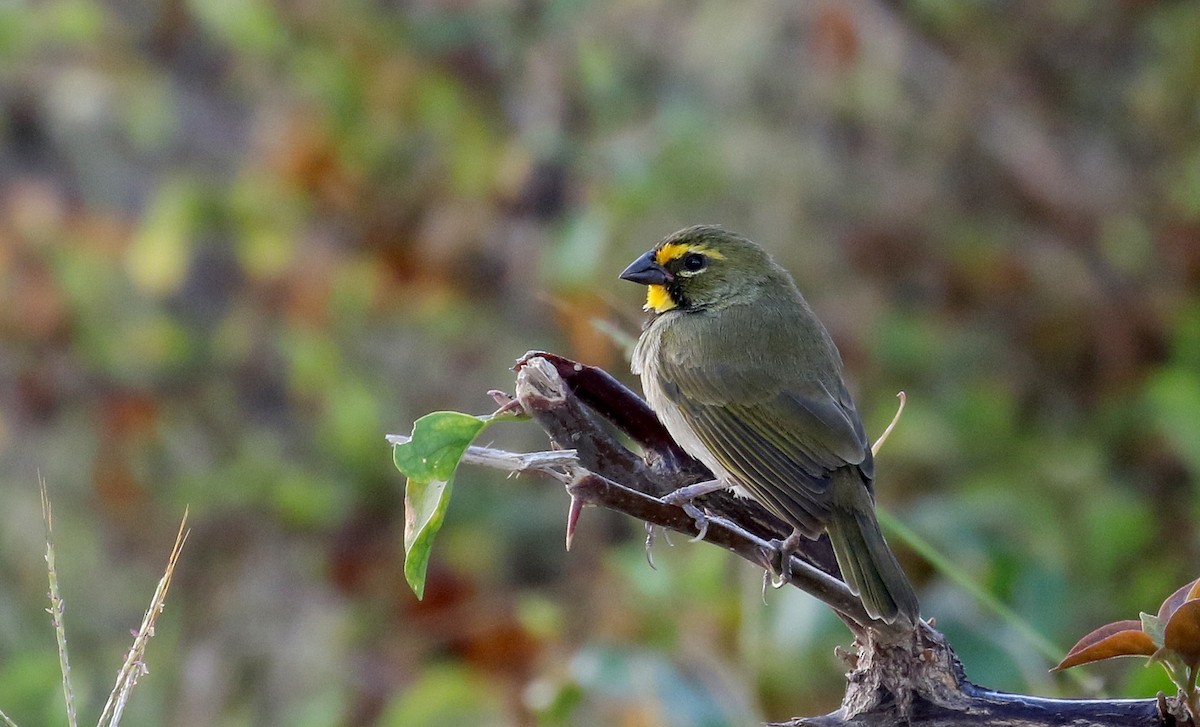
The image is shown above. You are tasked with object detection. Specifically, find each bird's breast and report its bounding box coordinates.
[633,322,736,489]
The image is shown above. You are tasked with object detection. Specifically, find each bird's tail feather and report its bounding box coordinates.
[826,506,919,626]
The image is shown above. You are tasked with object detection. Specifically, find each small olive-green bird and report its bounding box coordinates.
[620,225,919,625]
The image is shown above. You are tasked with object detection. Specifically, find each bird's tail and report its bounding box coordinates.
[825,483,919,626]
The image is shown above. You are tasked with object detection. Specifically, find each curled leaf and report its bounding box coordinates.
[402,476,454,600]
[1052,620,1156,671]
[393,411,491,483]
[1164,599,1200,669]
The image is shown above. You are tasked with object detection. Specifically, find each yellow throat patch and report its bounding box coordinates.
[644,284,675,313]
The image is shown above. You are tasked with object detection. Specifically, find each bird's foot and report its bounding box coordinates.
[643,520,681,570]
[661,479,725,542]
[765,529,806,589]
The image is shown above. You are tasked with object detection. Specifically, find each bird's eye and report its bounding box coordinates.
[682,253,706,271]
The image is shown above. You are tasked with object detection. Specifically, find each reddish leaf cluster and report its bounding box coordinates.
[1056,577,1200,675]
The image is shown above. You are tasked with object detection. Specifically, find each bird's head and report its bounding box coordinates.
[620,225,783,314]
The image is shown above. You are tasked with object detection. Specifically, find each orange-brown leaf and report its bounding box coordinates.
[1158,578,1200,621]
[1164,600,1200,668]
[1052,620,1156,671]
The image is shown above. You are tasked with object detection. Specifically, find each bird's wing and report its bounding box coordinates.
[657,351,872,531]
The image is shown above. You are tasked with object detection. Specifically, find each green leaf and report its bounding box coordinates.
[393,411,491,599]
[1142,612,1167,649]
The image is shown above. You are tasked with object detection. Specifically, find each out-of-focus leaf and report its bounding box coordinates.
[45,0,106,44]
[125,179,198,297]
[187,0,286,54]
[322,379,384,471]
[393,411,491,599]
[377,664,500,727]
[1052,620,1156,671]
[1146,368,1200,476]
[1079,492,1154,576]
[570,644,748,727]
[1164,600,1200,669]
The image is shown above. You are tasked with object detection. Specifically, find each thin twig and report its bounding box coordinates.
[384,437,578,476]
[41,477,78,727]
[0,706,20,727]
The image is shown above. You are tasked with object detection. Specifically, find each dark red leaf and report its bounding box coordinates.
[1052,620,1156,671]
[1158,578,1200,621]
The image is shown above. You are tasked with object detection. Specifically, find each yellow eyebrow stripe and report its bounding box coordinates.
[653,243,725,265]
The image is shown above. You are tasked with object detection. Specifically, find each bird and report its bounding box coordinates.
[619,224,919,625]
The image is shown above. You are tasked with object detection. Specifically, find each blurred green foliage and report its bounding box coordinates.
[1,0,1200,725]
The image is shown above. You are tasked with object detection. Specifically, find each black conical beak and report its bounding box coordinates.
[619,250,673,286]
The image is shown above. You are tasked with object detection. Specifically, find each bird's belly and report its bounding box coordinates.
[639,363,742,495]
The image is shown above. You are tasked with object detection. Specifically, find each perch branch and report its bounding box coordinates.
[387,426,877,629]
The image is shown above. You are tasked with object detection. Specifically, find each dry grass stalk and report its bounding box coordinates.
[27,477,189,727]
[95,510,189,727]
[41,477,79,727]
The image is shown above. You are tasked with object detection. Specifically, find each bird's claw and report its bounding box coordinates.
[681,503,710,542]
[644,523,657,570]
[660,492,711,542]
[766,548,790,589]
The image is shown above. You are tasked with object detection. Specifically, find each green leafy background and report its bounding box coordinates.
[1,1,1199,724]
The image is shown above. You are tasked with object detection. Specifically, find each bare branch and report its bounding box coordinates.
[383,436,578,478]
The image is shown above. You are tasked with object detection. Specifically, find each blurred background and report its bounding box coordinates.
[2,0,1199,724]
